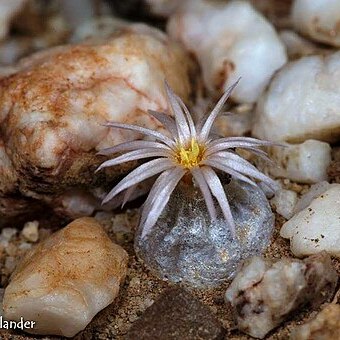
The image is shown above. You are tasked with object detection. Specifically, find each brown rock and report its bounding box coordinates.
[0,23,193,223]
[126,287,226,340]
[291,304,340,340]
[3,217,128,337]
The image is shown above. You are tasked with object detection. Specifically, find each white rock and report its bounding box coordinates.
[253,52,340,143]
[280,185,340,258]
[3,217,128,337]
[21,220,39,242]
[292,0,340,47]
[225,253,338,339]
[294,181,333,213]
[168,0,287,103]
[268,140,332,183]
[271,189,298,219]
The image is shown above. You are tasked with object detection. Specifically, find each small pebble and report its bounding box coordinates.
[271,189,298,219]
[281,184,340,258]
[291,304,340,340]
[253,53,340,143]
[0,228,17,242]
[21,220,39,242]
[268,140,332,184]
[126,287,226,340]
[225,252,338,339]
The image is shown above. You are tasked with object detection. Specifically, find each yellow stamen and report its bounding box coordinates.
[177,138,204,169]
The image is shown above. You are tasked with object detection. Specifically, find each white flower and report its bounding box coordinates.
[97,80,278,239]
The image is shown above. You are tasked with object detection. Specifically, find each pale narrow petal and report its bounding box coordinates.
[202,158,258,188]
[165,80,191,143]
[244,147,274,165]
[96,149,170,172]
[104,121,175,148]
[102,159,174,204]
[139,168,185,226]
[213,152,278,190]
[206,140,274,156]
[121,184,137,208]
[201,166,236,237]
[140,167,186,239]
[208,136,283,148]
[175,94,197,138]
[190,167,216,221]
[98,140,171,156]
[199,79,240,141]
[148,110,178,138]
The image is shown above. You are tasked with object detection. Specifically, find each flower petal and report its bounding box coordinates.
[121,184,137,208]
[199,79,240,141]
[102,158,175,204]
[206,140,274,156]
[191,167,217,221]
[148,110,178,139]
[98,140,170,156]
[201,166,236,237]
[140,167,186,238]
[165,80,191,143]
[96,149,170,172]
[213,152,278,190]
[104,121,176,148]
[202,158,258,188]
[175,94,197,138]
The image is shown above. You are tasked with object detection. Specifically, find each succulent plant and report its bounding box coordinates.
[97,80,278,239]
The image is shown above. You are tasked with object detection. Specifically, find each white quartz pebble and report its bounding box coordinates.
[280,185,340,258]
[268,140,332,184]
[3,217,128,337]
[292,0,340,47]
[271,189,298,219]
[253,52,340,143]
[168,0,287,103]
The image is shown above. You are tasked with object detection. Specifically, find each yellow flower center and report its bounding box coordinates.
[176,138,205,169]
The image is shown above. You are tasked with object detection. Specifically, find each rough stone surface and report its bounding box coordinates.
[21,220,39,242]
[125,287,226,340]
[271,189,298,220]
[291,303,340,340]
[168,0,287,103]
[280,184,340,258]
[225,253,338,339]
[3,217,128,337]
[135,179,274,287]
[267,140,332,183]
[0,23,192,223]
[253,52,340,143]
[292,0,340,47]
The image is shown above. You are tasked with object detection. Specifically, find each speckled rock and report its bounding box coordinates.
[3,217,128,337]
[280,184,340,258]
[135,179,274,287]
[291,304,340,340]
[125,287,226,340]
[225,252,338,339]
